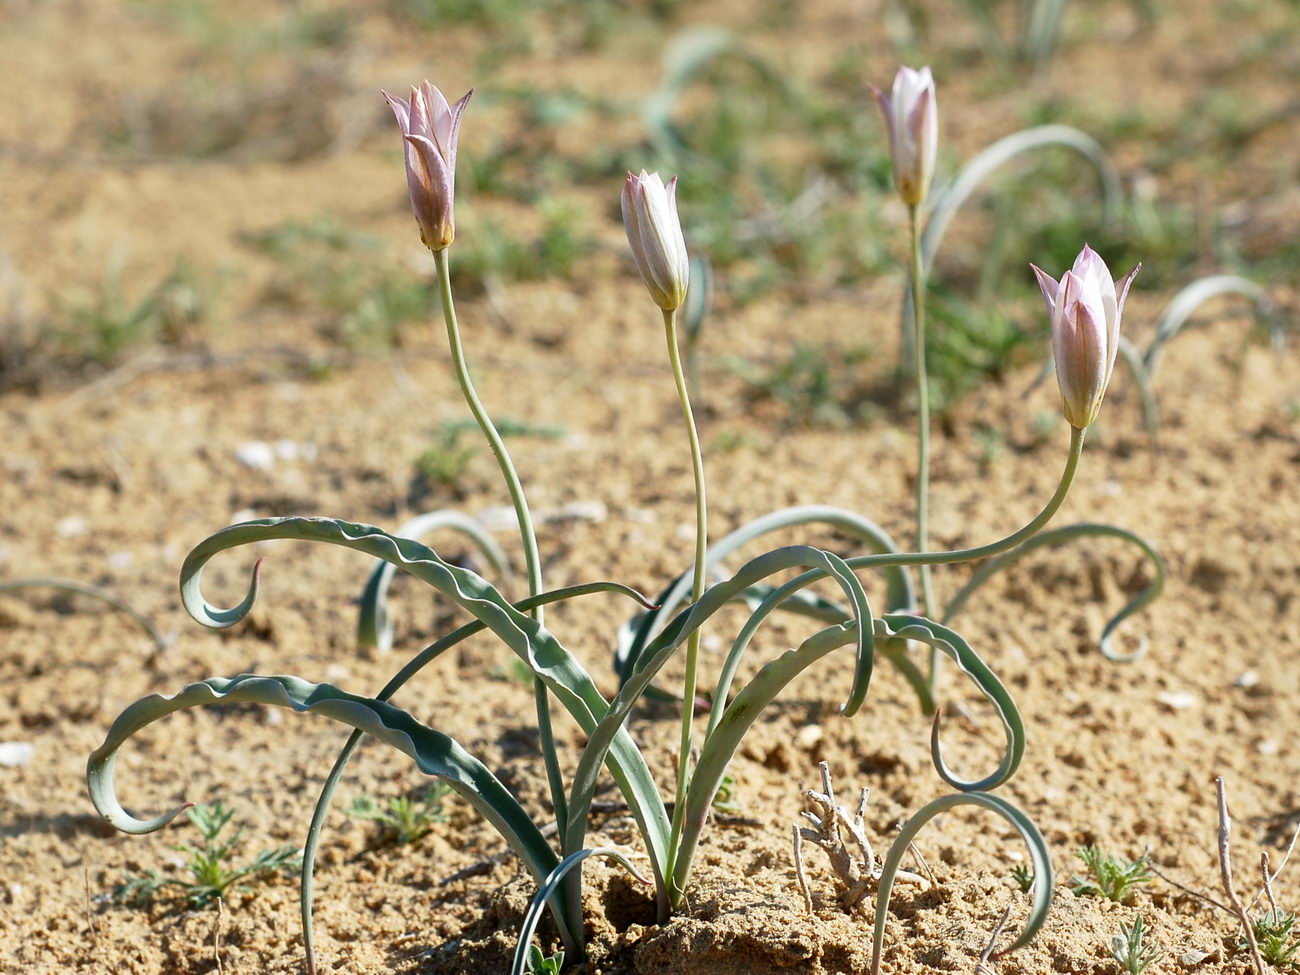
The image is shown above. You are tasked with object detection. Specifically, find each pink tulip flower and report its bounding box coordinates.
[382,82,472,251]
[621,170,690,312]
[1032,246,1141,429]
[872,66,938,207]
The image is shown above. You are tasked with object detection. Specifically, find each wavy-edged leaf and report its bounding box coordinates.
[0,577,167,653]
[569,546,872,897]
[871,792,1053,974]
[179,517,671,899]
[942,522,1164,662]
[921,125,1122,274]
[510,848,650,975]
[643,27,792,161]
[903,125,1121,363]
[675,614,1024,899]
[616,505,914,686]
[1144,274,1281,379]
[86,674,575,949]
[301,581,655,974]
[356,510,509,652]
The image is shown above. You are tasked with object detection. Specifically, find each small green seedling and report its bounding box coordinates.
[525,945,564,975]
[710,769,739,815]
[1241,910,1300,969]
[1011,863,1035,892]
[114,801,300,908]
[1071,846,1153,904]
[1110,915,1162,974]
[349,784,451,846]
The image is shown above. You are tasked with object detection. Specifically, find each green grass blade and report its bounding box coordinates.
[871,792,1053,974]
[942,523,1164,662]
[356,509,510,652]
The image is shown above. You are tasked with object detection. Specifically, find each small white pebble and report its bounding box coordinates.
[1156,690,1199,710]
[235,441,276,471]
[1234,670,1260,688]
[108,551,133,570]
[274,439,300,461]
[229,508,257,525]
[796,725,823,749]
[623,507,656,523]
[1179,950,1212,965]
[0,742,35,767]
[56,516,87,538]
[325,664,352,682]
[1255,739,1279,756]
[1102,480,1123,497]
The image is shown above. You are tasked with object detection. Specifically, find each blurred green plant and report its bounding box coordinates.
[724,342,874,428]
[349,784,451,846]
[113,801,300,908]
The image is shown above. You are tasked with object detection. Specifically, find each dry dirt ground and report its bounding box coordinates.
[2,0,1299,973]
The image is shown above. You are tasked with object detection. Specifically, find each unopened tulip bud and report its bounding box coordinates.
[1032,246,1140,429]
[621,170,689,312]
[872,66,938,207]
[382,82,472,251]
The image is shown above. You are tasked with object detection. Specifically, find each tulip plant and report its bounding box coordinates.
[87,70,1166,974]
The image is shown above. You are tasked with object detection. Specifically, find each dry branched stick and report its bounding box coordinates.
[1217,777,1265,975]
[791,762,927,911]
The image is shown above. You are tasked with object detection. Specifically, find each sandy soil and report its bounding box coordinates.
[2,0,1298,973]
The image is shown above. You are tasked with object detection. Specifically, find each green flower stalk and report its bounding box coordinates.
[875,64,941,687]
[387,81,567,830]
[621,169,703,902]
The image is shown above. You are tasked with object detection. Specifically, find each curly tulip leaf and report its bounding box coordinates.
[616,505,914,686]
[942,523,1164,663]
[302,580,656,973]
[86,674,576,950]
[357,509,510,652]
[673,613,1023,904]
[1145,274,1280,379]
[872,792,1053,974]
[567,545,871,907]
[179,517,671,899]
[0,577,168,653]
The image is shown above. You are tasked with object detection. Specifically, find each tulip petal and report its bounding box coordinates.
[381,89,411,132]
[1030,264,1059,312]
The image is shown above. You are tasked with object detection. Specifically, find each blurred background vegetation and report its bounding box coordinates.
[0,0,1294,422]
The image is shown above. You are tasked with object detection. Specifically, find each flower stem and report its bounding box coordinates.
[908,204,940,693]
[662,307,708,906]
[432,249,567,832]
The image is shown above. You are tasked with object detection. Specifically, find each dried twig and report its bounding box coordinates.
[1147,863,1234,916]
[213,896,225,974]
[974,901,1015,975]
[1248,817,1300,912]
[792,823,814,913]
[1217,777,1265,975]
[1261,852,1278,915]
